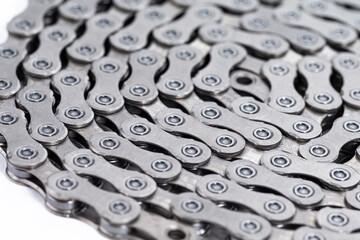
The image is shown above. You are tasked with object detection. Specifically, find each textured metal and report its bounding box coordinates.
[1,0,360,239]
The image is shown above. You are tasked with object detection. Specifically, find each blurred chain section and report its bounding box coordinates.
[1,0,360,239]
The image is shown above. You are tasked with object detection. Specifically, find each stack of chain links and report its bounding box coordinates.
[1,0,360,239]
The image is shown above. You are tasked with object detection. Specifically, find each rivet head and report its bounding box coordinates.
[76,44,96,56]
[282,11,301,21]
[202,75,221,86]
[297,33,317,46]
[293,121,313,133]
[96,18,113,28]
[293,184,314,198]
[73,155,94,168]
[162,29,182,40]
[130,123,150,135]
[145,10,164,21]
[122,0,143,6]
[48,30,67,41]
[253,128,272,140]
[201,107,221,119]
[165,114,184,126]
[151,159,172,172]
[69,3,87,15]
[0,112,18,125]
[165,79,185,91]
[249,17,268,29]
[276,96,296,108]
[130,85,149,96]
[176,49,196,61]
[207,27,228,39]
[343,120,360,133]
[240,102,259,114]
[17,146,38,159]
[262,38,281,49]
[350,89,360,100]
[38,124,58,137]
[309,1,327,11]
[240,219,262,234]
[271,156,291,168]
[65,107,84,119]
[181,199,203,213]
[356,192,360,202]
[282,10,301,22]
[126,177,147,191]
[216,135,236,147]
[38,0,55,4]
[100,138,120,150]
[33,59,52,70]
[233,0,251,6]
[305,61,324,72]
[196,8,215,19]
[100,63,119,73]
[236,166,257,178]
[57,177,77,190]
[61,75,80,85]
[330,168,350,181]
[218,46,238,58]
[340,57,359,69]
[330,28,349,39]
[96,94,115,105]
[109,200,131,215]
[15,19,34,30]
[314,93,333,104]
[264,200,285,214]
[119,33,139,45]
[207,180,227,194]
[310,145,329,157]
[26,91,45,102]
[304,233,325,240]
[0,79,11,90]
[327,213,348,226]
[182,145,202,157]
[0,48,18,58]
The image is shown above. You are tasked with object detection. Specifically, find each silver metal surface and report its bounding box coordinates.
[1,0,360,239]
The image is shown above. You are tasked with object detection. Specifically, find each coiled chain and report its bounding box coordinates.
[1,0,360,239]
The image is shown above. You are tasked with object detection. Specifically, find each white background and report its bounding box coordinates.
[0,2,106,239]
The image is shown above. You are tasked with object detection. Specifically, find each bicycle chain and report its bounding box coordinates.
[1,0,360,239]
